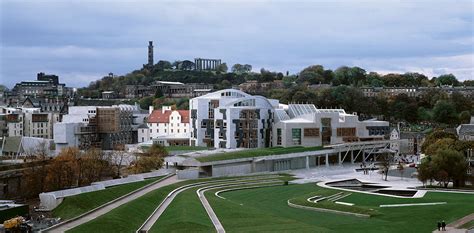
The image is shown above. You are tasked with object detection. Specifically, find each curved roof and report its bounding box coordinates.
[194,89,251,99]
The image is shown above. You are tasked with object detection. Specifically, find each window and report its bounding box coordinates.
[277,129,282,145]
[178,129,180,133]
[337,128,356,137]
[292,128,301,145]
[304,128,320,137]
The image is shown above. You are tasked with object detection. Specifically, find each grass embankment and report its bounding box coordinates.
[150,175,293,233]
[53,177,162,220]
[68,174,290,233]
[196,146,326,163]
[212,184,474,232]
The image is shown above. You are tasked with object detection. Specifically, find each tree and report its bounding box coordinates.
[421,130,457,153]
[21,143,50,198]
[436,74,459,86]
[154,60,172,70]
[129,144,167,174]
[109,146,127,178]
[432,100,458,124]
[378,152,393,181]
[459,111,471,124]
[298,65,326,84]
[232,64,252,73]
[77,148,110,186]
[154,89,163,98]
[46,148,80,191]
[217,63,228,73]
[139,96,155,109]
[432,149,468,187]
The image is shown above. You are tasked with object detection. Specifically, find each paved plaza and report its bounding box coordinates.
[290,164,424,190]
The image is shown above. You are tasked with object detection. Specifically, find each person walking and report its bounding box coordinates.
[441,220,446,231]
[437,221,441,231]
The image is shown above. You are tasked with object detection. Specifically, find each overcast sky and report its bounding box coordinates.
[1,0,473,88]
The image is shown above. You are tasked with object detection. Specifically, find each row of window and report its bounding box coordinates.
[33,128,47,134]
[148,123,187,127]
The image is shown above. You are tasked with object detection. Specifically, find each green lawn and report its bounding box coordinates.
[149,186,215,233]
[211,184,474,232]
[52,177,162,220]
[165,146,209,152]
[67,174,286,233]
[289,189,377,216]
[66,175,473,233]
[196,146,326,163]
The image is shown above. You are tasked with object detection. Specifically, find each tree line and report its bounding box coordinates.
[21,145,166,199]
[266,85,473,126]
[78,62,473,99]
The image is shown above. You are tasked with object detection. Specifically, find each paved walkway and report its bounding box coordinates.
[46,175,179,232]
[432,212,474,233]
[290,164,423,190]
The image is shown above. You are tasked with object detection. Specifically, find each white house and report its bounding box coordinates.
[141,106,190,146]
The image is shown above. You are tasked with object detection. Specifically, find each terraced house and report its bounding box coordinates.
[190,89,390,149]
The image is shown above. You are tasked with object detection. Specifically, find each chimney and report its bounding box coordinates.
[162,105,171,113]
[149,106,154,114]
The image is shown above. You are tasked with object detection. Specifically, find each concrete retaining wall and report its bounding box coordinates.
[177,168,200,179]
[39,169,171,210]
[212,162,252,177]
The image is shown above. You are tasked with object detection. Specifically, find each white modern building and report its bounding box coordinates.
[190,89,277,148]
[190,89,390,149]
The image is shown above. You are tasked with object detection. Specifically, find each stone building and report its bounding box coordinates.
[194,58,222,71]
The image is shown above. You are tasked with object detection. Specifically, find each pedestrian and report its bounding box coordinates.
[442,220,446,231]
[437,221,441,231]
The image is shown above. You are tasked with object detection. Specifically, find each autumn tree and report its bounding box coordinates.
[77,148,111,186]
[129,144,167,174]
[21,142,51,198]
[45,148,80,191]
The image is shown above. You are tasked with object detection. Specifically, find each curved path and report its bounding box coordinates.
[197,180,283,233]
[137,176,281,233]
[44,174,179,233]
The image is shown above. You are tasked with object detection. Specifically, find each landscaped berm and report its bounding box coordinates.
[53,172,474,233]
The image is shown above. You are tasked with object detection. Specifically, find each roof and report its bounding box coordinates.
[148,110,189,123]
[2,136,22,153]
[155,81,184,85]
[137,123,149,129]
[457,124,474,135]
